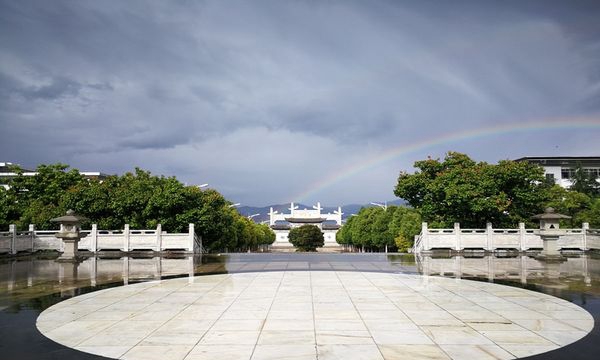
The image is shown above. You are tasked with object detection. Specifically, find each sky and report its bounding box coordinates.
[1,0,600,207]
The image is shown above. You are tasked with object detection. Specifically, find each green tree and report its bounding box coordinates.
[545,185,591,227]
[256,223,276,247]
[570,163,600,197]
[577,198,600,227]
[335,205,421,252]
[380,206,422,252]
[350,207,379,250]
[394,152,549,227]
[4,163,86,229]
[336,215,355,246]
[288,224,324,251]
[0,163,248,253]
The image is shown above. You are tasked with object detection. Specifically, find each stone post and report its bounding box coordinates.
[90,224,98,252]
[29,224,35,252]
[188,223,195,252]
[123,224,130,252]
[582,223,589,251]
[9,224,16,255]
[156,224,162,252]
[486,223,493,252]
[422,222,429,251]
[519,222,526,251]
[454,223,461,251]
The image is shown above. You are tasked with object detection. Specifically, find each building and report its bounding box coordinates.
[269,202,343,251]
[515,157,600,188]
[0,162,109,189]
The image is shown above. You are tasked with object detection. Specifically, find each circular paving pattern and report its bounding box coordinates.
[37,271,594,360]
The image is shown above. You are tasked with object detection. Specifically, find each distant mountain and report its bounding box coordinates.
[237,199,407,223]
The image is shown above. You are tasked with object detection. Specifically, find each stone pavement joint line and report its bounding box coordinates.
[36,271,594,360]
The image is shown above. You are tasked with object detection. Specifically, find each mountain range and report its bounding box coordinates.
[237,199,407,223]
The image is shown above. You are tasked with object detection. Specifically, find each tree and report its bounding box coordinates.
[336,215,355,246]
[335,205,421,252]
[4,163,86,229]
[0,163,251,253]
[394,152,549,228]
[545,185,591,227]
[288,224,324,251]
[388,207,423,252]
[577,198,600,228]
[570,163,600,197]
[256,223,276,247]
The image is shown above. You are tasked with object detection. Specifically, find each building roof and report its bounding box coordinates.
[515,157,600,167]
[285,217,327,223]
[271,224,291,230]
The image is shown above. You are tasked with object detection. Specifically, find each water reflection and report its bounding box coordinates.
[2,252,600,310]
[416,254,600,296]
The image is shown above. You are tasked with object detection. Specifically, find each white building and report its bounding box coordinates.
[269,202,343,250]
[515,157,600,188]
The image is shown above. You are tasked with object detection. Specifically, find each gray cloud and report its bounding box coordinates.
[1,0,599,205]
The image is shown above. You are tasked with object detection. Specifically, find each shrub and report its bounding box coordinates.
[288,224,324,252]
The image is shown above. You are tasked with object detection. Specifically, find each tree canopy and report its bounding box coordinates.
[570,163,600,197]
[0,163,274,252]
[288,224,324,251]
[394,152,549,228]
[336,205,421,252]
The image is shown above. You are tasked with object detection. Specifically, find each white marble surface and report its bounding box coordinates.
[37,271,594,360]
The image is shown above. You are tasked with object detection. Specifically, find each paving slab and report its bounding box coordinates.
[37,271,594,360]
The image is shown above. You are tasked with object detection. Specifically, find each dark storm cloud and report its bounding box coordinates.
[1,0,599,205]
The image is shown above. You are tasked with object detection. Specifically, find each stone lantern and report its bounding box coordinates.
[531,207,570,261]
[51,210,88,262]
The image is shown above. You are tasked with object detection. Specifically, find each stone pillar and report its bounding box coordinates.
[454,223,461,251]
[123,224,130,252]
[156,224,163,251]
[582,223,589,251]
[29,224,35,253]
[422,222,429,251]
[9,224,16,255]
[90,224,98,252]
[519,222,526,251]
[188,223,195,252]
[486,223,493,252]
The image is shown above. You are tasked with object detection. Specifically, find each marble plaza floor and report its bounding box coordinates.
[36,271,594,360]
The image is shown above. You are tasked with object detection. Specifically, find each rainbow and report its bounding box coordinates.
[292,117,600,202]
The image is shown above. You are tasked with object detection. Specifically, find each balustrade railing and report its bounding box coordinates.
[413,222,598,253]
[0,223,203,255]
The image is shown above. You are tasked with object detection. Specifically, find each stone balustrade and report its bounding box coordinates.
[0,224,202,255]
[413,222,599,253]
